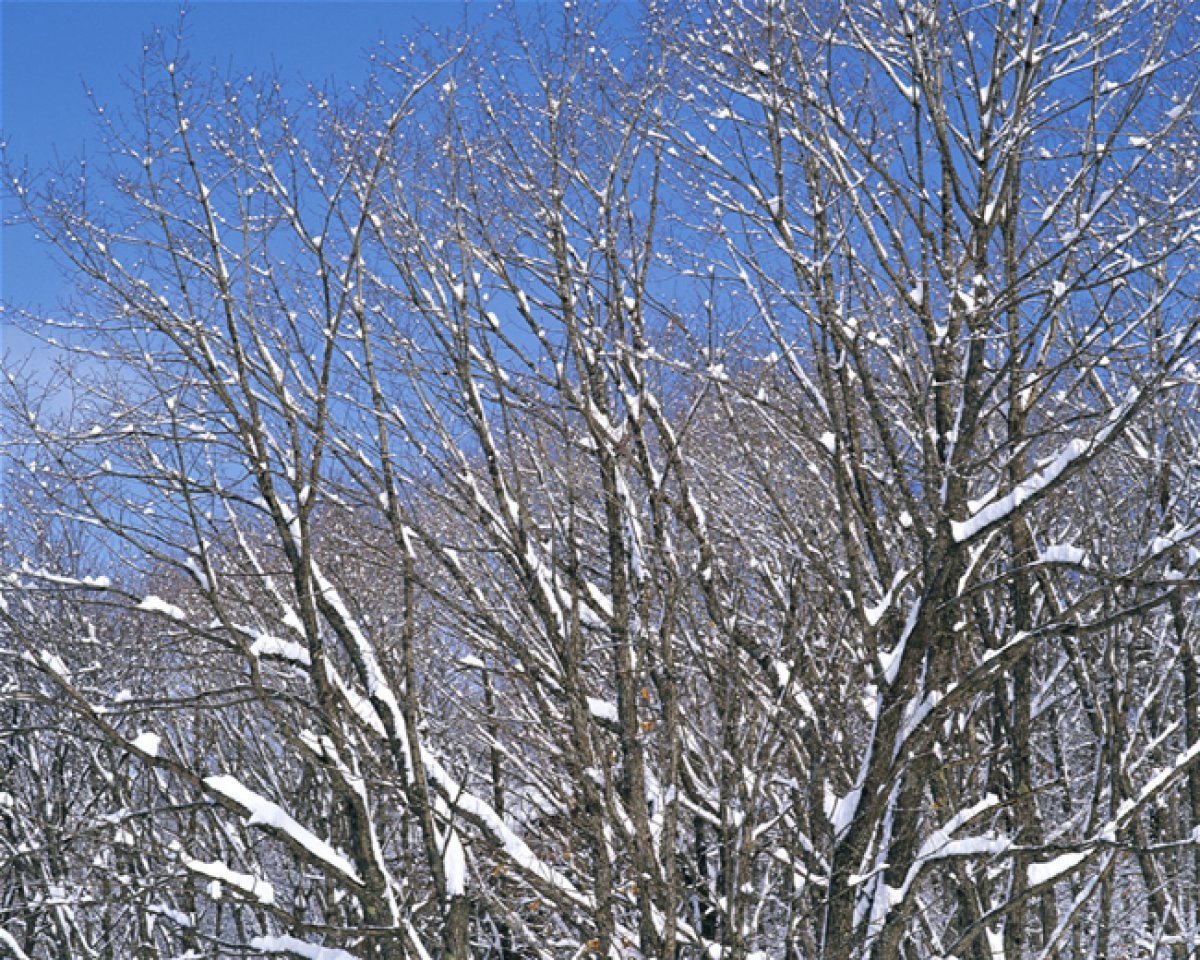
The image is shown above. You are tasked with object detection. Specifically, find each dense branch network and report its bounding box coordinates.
[3,2,1200,959]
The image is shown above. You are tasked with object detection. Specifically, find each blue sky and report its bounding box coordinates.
[1,0,469,350]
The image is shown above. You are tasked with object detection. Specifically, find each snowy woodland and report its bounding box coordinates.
[3,1,1200,958]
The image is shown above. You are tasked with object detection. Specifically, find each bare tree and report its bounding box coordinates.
[3,2,1200,959]
[673,0,1200,957]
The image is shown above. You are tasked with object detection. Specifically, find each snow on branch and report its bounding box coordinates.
[1018,737,1200,895]
[422,752,593,910]
[885,794,1006,916]
[0,929,33,960]
[1101,737,1200,841]
[185,858,275,904]
[204,775,362,885]
[249,935,358,960]
[952,391,1139,543]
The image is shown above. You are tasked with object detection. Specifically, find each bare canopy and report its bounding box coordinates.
[3,2,1200,959]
